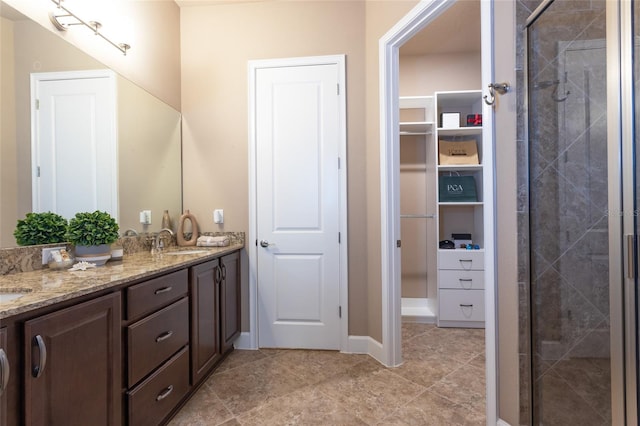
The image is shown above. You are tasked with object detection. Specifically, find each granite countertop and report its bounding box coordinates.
[0,244,243,320]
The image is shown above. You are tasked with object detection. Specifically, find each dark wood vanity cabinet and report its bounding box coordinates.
[189,259,221,385]
[190,251,241,386]
[0,327,8,426]
[0,325,19,426]
[3,248,241,426]
[220,251,241,354]
[125,269,190,426]
[23,292,122,426]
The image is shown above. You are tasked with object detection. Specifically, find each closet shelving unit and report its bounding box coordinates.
[434,90,485,328]
[399,96,437,321]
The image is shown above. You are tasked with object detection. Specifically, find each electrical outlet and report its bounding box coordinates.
[139,210,152,225]
[42,246,65,265]
[213,209,224,224]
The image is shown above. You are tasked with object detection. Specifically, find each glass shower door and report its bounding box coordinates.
[527,0,612,424]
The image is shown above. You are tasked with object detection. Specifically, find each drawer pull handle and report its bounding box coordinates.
[459,278,473,289]
[460,304,473,308]
[155,331,173,342]
[32,335,47,378]
[0,348,9,395]
[154,286,173,295]
[156,384,174,401]
[459,259,473,270]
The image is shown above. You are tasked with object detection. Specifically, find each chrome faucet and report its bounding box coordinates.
[122,228,138,237]
[152,228,174,254]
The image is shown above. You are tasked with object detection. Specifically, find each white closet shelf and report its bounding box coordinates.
[400,121,434,134]
[438,201,483,206]
[437,164,482,172]
[437,127,482,136]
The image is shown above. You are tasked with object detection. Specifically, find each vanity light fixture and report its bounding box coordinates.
[49,0,131,56]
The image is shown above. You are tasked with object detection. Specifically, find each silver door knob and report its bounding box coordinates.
[260,240,273,248]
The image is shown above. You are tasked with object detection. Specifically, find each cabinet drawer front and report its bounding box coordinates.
[438,250,484,270]
[127,269,188,320]
[438,270,484,290]
[128,346,189,426]
[128,298,189,387]
[438,289,485,322]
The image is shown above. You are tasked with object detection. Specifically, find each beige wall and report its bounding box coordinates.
[0,16,17,248]
[180,0,418,337]
[399,52,482,96]
[2,0,181,109]
[364,1,419,340]
[493,1,519,423]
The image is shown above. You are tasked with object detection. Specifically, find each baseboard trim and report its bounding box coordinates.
[343,335,386,364]
[234,333,392,367]
[233,331,256,350]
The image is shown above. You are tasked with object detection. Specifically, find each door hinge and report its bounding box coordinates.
[35,99,40,110]
[37,166,41,177]
[337,83,340,95]
[338,232,341,244]
[339,306,342,318]
[338,157,341,169]
[397,240,401,248]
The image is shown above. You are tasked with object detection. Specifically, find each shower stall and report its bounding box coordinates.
[523,0,639,423]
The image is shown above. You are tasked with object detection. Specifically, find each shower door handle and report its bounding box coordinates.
[628,234,636,279]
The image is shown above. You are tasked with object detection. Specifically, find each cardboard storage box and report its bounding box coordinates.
[438,140,479,165]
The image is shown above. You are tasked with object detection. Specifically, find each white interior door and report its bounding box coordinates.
[255,59,343,349]
[31,70,117,220]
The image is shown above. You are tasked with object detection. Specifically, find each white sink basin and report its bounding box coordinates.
[0,292,29,303]
[165,250,208,256]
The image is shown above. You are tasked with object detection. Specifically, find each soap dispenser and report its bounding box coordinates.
[161,210,172,230]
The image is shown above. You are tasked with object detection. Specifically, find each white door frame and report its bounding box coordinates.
[246,55,349,351]
[379,0,498,424]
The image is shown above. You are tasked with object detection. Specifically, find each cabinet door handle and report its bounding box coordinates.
[154,286,173,295]
[32,335,47,378]
[221,264,227,281]
[214,266,222,284]
[155,331,173,343]
[459,304,474,308]
[155,384,174,401]
[0,348,9,395]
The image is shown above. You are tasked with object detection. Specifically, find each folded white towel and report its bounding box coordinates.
[196,235,230,247]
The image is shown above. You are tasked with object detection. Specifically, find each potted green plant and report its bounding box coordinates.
[13,212,68,246]
[67,211,119,257]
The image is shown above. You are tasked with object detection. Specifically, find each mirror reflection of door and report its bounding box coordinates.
[31,70,117,220]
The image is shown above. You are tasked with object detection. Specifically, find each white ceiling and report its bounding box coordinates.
[400,0,481,56]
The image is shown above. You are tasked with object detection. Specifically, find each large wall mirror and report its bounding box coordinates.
[0,1,182,248]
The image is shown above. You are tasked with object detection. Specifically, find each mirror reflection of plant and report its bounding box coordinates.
[14,212,68,246]
[67,211,119,247]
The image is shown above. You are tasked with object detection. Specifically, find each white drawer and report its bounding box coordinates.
[438,289,485,322]
[438,249,484,270]
[438,269,484,290]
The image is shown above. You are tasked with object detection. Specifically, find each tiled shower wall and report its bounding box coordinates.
[517,1,610,424]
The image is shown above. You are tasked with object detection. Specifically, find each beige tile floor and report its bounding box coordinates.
[169,323,485,425]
